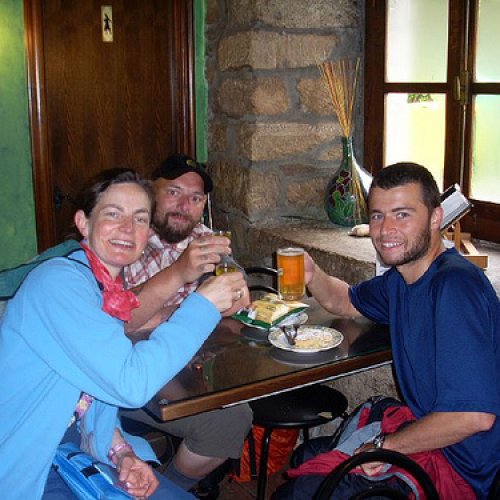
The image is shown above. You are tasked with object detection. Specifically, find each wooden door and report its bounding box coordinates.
[24,0,196,248]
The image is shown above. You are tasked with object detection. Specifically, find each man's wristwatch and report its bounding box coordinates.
[372,432,386,449]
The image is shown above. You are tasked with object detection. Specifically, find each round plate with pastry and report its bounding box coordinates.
[268,325,344,353]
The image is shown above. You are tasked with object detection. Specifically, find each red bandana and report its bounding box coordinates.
[80,243,140,322]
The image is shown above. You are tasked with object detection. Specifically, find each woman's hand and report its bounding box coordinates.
[197,272,250,312]
[221,284,250,316]
[116,451,159,498]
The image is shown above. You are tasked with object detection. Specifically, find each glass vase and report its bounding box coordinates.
[324,136,371,227]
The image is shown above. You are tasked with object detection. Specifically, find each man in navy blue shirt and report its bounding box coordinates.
[275,163,499,499]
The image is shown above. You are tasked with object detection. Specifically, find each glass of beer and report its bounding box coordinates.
[277,247,305,300]
[214,230,238,275]
[214,229,232,240]
[215,261,238,275]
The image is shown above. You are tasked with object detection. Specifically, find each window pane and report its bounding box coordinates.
[471,96,500,203]
[476,0,500,82]
[386,0,448,83]
[385,93,446,189]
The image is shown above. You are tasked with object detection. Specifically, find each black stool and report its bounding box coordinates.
[248,385,348,500]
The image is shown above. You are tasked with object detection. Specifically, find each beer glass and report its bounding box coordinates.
[214,230,238,275]
[215,261,238,275]
[277,247,305,300]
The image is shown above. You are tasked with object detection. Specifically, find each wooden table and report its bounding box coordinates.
[137,300,392,422]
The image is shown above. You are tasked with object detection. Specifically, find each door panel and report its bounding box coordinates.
[24,0,195,248]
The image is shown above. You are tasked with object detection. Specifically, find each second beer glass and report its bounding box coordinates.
[277,247,305,300]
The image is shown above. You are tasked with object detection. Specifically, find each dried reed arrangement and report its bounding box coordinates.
[318,58,360,137]
[318,58,368,223]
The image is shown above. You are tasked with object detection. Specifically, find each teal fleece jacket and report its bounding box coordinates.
[0,250,220,499]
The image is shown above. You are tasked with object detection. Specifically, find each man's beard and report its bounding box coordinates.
[153,212,198,244]
[377,224,432,268]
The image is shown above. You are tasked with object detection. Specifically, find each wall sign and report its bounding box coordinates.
[101,6,113,43]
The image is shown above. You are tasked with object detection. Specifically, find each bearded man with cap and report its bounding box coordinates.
[121,154,253,498]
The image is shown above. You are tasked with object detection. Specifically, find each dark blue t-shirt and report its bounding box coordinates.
[350,248,500,498]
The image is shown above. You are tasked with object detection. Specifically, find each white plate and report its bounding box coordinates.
[268,325,344,353]
[239,311,309,331]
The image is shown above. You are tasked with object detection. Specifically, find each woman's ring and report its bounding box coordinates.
[235,289,243,300]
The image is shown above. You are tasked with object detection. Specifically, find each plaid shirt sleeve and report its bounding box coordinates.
[123,225,212,306]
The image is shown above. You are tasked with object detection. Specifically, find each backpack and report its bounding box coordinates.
[53,442,134,499]
[231,426,299,482]
[0,240,83,320]
[0,240,82,301]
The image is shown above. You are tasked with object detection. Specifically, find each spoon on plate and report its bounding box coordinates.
[281,324,299,346]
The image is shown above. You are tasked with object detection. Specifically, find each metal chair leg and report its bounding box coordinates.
[256,427,273,500]
[247,427,258,480]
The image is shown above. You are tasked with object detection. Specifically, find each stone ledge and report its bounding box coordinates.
[240,220,500,292]
[243,219,376,285]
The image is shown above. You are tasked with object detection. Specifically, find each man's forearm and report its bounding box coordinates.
[307,263,360,317]
[383,411,495,455]
[126,264,186,332]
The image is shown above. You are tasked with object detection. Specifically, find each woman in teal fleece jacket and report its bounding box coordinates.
[0,168,247,499]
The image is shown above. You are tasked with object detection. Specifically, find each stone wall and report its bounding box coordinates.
[205,0,364,263]
[205,1,399,423]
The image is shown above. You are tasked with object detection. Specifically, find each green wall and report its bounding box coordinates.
[194,0,208,163]
[0,0,207,270]
[0,0,37,270]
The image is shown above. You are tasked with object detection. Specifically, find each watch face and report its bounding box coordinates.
[373,433,385,448]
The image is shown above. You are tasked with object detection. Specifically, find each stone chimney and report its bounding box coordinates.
[206,0,364,263]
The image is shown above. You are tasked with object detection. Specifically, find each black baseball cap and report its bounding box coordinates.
[152,154,213,193]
